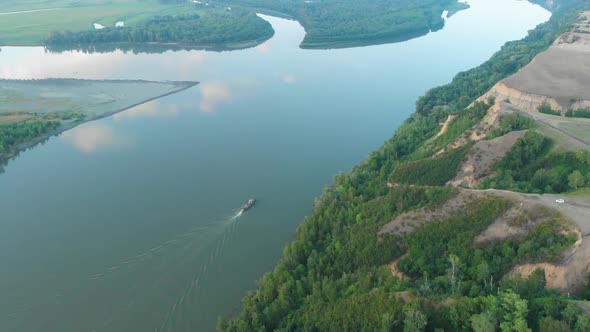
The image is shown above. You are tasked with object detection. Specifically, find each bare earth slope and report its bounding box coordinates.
[449,130,527,187]
[380,187,590,293]
[469,12,590,151]
[503,191,590,293]
[481,12,590,112]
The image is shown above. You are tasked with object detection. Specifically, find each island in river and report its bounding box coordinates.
[221,0,470,49]
[0,79,197,164]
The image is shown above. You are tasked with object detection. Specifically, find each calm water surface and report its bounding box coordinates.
[0,1,549,331]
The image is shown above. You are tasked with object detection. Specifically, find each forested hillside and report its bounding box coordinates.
[219,0,590,330]
[223,0,468,48]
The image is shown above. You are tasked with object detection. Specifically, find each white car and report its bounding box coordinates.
[556,199,565,204]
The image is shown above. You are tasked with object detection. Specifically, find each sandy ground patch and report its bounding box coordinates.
[434,114,456,139]
[510,263,569,289]
[389,255,408,280]
[379,190,490,236]
[380,186,590,293]
[449,130,526,187]
[436,104,502,157]
[474,198,555,244]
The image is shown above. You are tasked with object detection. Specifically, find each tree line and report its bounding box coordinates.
[225,0,467,48]
[44,9,273,47]
[480,131,590,193]
[0,120,59,154]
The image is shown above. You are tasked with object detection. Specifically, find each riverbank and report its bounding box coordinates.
[44,35,273,54]
[222,0,469,49]
[0,79,198,163]
[220,1,590,330]
[298,28,436,50]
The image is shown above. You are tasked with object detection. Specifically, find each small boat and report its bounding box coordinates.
[240,199,256,212]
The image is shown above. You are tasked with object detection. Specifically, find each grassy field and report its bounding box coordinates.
[566,187,590,197]
[0,79,198,158]
[0,79,197,117]
[559,121,590,145]
[0,0,200,45]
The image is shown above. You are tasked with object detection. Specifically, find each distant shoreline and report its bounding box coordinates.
[299,28,432,50]
[2,34,272,50]
[41,36,273,54]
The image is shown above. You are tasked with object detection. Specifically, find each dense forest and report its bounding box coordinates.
[44,9,273,48]
[220,0,590,330]
[0,111,85,156]
[223,0,468,48]
[480,132,590,193]
[0,119,59,155]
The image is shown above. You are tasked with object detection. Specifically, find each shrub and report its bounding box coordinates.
[538,103,561,116]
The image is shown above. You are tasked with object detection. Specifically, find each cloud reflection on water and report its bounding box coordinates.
[113,101,179,121]
[199,82,232,113]
[0,47,209,80]
[255,40,273,54]
[0,49,132,79]
[62,123,125,154]
[281,74,297,84]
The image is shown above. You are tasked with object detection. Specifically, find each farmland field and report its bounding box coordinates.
[0,0,214,45]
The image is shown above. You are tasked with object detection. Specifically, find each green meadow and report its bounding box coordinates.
[0,0,197,45]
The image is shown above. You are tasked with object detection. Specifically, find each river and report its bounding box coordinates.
[0,1,549,331]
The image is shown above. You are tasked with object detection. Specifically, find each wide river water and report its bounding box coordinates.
[0,1,549,331]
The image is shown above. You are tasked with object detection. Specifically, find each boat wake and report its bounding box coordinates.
[156,209,246,331]
[81,204,251,331]
[231,210,243,220]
